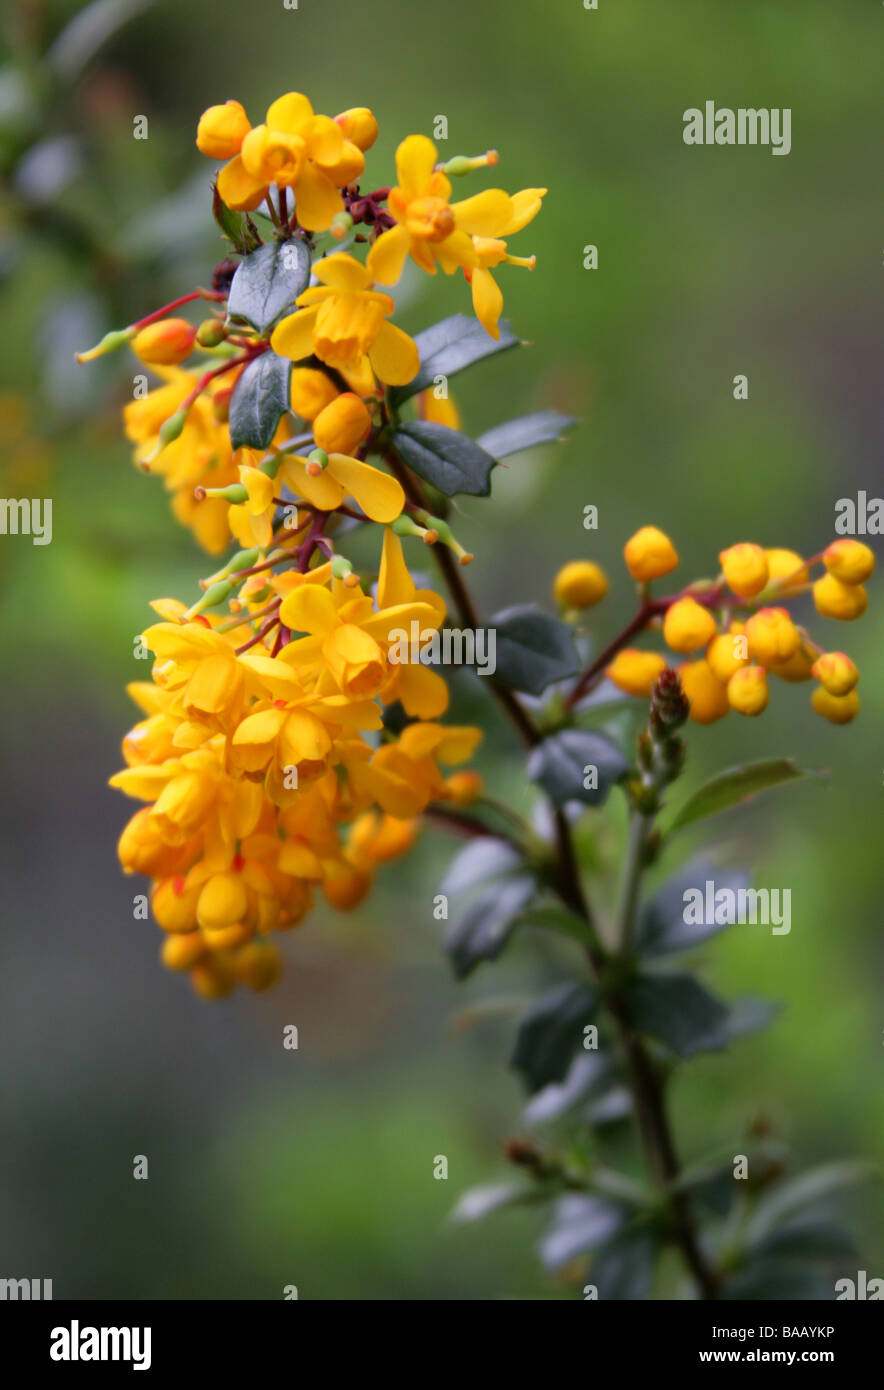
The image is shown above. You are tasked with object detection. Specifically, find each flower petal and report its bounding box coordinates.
[470,266,503,340]
[368,320,419,386]
[293,162,344,232]
[312,252,372,293]
[216,154,268,211]
[266,92,314,135]
[270,306,319,362]
[327,454,405,523]
[279,583,339,635]
[452,189,514,236]
[395,134,437,199]
[378,527,416,608]
[366,224,410,285]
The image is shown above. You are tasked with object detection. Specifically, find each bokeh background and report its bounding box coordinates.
[0,0,881,1299]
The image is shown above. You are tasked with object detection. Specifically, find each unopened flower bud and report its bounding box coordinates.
[313,393,371,455]
[196,318,227,348]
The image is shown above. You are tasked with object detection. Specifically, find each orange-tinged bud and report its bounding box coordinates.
[663,597,717,652]
[161,932,205,971]
[132,318,197,366]
[190,954,237,998]
[623,526,678,582]
[765,547,809,591]
[235,941,282,991]
[727,665,769,716]
[322,860,371,910]
[152,877,200,933]
[554,560,608,610]
[719,542,768,598]
[202,923,253,951]
[349,811,419,862]
[605,649,668,697]
[811,686,859,725]
[196,872,248,932]
[823,539,875,585]
[313,392,372,455]
[706,624,748,684]
[291,367,338,421]
[813,574,868,620]
[811,651,859,696]
[443,771,484,806]
[335,107,379,151]
[196,100,251,159]
[744,607,801,665]
[770,646,815,683]
[679,659,730,724]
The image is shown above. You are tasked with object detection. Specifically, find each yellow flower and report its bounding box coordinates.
[204,92,361,229]
[465,188,546,338]
[366,135,516,286]
[679,659,729,724]
[705,623,748,684]
[813,574,868,620]
[280,449,404,523]
[719,543,768,598]
[553,560,608,610]
[663,597,717,653]
[290,367,339,422]
[605,649,668,697]
[196,100,251,160]
[228,465,276,549]
[312,393,372,455]
[623,526,678,582]
[811,651,858,697]
[744,607,801,666]
[822,539,875,585]
[417,388,460,430]
[727,665,769,716]
[271,253,419,386]
[811,686,859,724]
[764,547,809,592]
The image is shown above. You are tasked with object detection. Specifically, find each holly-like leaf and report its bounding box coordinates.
[449,1181,543,1225]
[511,982,600,1093]
[440,836,524,897]
[389,421,496,497]
[229,351,292,451]
[723,1261,838,1301]
[491,605,579,695]
[226,240,311,335]
[538,1195,627,1272]
[387,313,520,407]
[527,728,629,808]
[444,874,536,979]
[522,1050,614,1126]
[626,972,730,1058]
[637,861,750,956]
[477,410,577,460]
[667,758,813,834]
[590,1228,658,1300]
[747,1160,873,1246]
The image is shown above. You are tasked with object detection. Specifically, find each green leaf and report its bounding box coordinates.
[589,1228,657,1300]
[477,410,577,459]
[444,874,536,979]
[522,1050,614,1126]
[226,240,312,335]
[752,1212,856,1261]
[387,313,520,408]
[440,836,523,896]
[637,861,750,956]
[626,972,729,1058]
[389,421,496,497]
[449,1181,543,1224]
[539,1195,627,1271]
[490,605,578,694]
[229,352,292,451]
[527,729,629,807]
[212,184,260,255]
[667,758,813,834]
[723,1261,837,1301]
[511,982,599,1093]
[747,1160,873,1245]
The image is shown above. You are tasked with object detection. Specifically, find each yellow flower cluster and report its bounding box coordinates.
[112,529,481,997]
[555,530,875,725]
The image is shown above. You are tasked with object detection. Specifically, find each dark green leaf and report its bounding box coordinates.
[444,874,536,979]
[527,729,629,807]
[477,410,577,460]
[229,351,292,451]
[511,982,599,1093]
[723,1261,836,1301]
[626,972,729,1058]
[753,1212,856,1261]
[539,1195,627,1271]
[673,1163,737,1217]
[226,240,311,335]
[449,1181,543,1224]
[637,861,750,956]
[667,758,813,834]
[387,313,519,407]
[389,421,496,497]
[590,1228,657,1300]
[523,1051,614,1126]
[748,1161,873,1244]
[490,605,578,694]
[440,836,523,896]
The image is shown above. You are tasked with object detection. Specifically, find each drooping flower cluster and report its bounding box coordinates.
[76,91,551,993]
[555,530,874,724]
[112,529,481,996]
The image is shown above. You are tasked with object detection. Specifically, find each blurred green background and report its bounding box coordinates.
[0,0,881,1299]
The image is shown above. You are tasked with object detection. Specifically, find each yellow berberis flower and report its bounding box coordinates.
[271,253,419,385]
[197,92,369,230]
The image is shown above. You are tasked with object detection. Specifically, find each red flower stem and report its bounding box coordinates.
[133,289,225,330]
[235,607,281,654]
[179,345,268,415]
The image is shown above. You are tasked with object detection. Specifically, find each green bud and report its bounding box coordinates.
[186,578,234,618]
[196,319,226,348]
[75,326,135,363]
[331,554,353,580]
